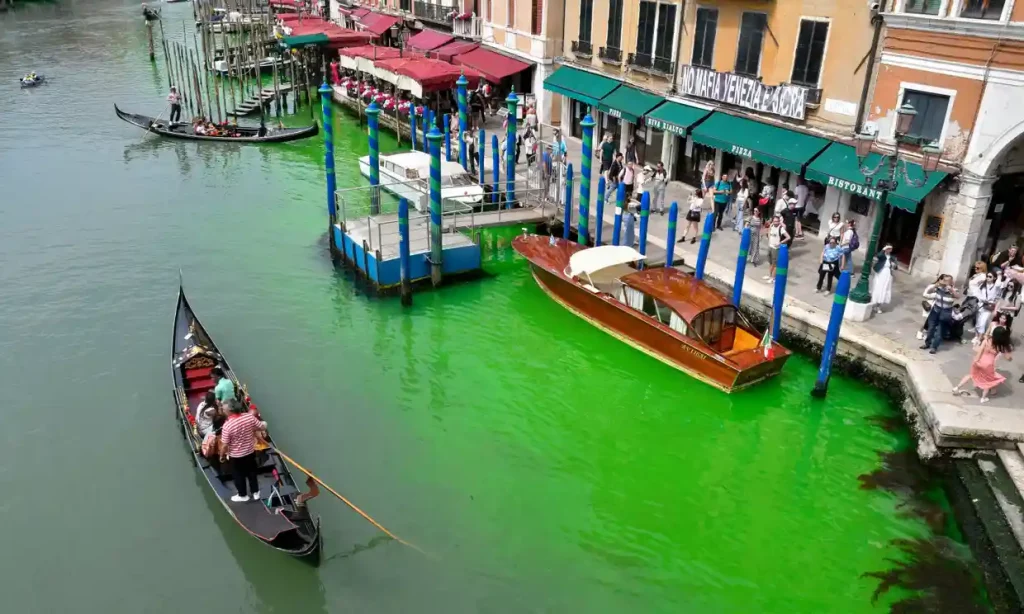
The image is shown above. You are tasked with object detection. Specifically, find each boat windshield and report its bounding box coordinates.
[443,173,476,188]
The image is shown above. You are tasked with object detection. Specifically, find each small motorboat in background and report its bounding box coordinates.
[20,74,45,88]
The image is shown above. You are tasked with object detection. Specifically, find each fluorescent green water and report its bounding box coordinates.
[0,2,985,612]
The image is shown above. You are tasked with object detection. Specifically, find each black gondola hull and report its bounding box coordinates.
[116,104,318,143]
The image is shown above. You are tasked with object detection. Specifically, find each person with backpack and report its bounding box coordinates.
[841,218,859,273]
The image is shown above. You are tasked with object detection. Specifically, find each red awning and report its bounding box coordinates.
[429,40,479,63]
[286,17,374,48]
[407,29,454,52]
[374,57,485,93]
[360,13,401,36]
[452,47,531,83]
[352,8,370,18]
[338,44,418,61]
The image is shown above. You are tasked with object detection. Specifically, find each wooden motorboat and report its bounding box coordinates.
[513,234,791,392]
[358,150,484,212]
[115,105,318,143]
[171,284,322,564]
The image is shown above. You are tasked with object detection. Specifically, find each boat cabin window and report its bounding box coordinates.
[690,306,738,351]
[617,286,689,336]
[405,168,420,180]
[443,173,476,188]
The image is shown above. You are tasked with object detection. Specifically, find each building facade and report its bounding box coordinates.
[863,0,1024,279]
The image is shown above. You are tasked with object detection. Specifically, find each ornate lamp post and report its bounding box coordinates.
[848,103,942,305]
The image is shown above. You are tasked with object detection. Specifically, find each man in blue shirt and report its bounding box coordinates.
[712,173,731,231]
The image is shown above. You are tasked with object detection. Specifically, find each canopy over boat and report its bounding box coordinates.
[568,245,645,278]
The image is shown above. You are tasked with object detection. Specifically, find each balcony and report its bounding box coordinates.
[598,46,622,64]
[571,40,593,58]
[414,1,448,24]
[627,52,674,75]
[452,14,482,38]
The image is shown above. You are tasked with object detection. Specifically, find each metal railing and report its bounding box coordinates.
[628,52,674,75]
[452,15,482,38]
[571,40,593,58]
[599,46,622,64]
[413,1,448,24]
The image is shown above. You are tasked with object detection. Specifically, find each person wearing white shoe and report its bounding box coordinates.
[220,400,267,503]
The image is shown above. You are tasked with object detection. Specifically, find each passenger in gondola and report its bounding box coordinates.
[211,366,235,407]
[220,400,268,503]
[193,118,207,135]
[195,391,219,439]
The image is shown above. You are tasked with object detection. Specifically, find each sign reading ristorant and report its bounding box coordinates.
[680,66,808,121]
[826,175,883,200]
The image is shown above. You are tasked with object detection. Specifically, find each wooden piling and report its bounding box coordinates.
[146,21,155,62]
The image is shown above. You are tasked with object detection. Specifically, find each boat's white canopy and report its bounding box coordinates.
[568,245,645,278]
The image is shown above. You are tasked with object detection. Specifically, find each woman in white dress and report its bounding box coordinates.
[870,244,897,313]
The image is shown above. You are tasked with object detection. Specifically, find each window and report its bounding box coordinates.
[902,0,942,15]
[531,0,543,35]
[654,3,677,61]
[960,0,1005,19]
[578,0,593,42]
[791,19,828,87]
[636,1,658,57]
[735,12,767,77]
[400,0,412,11]
[607,0,623,49]
[692,7,717,68]
[901,89,950,143]
[508,0,514,27]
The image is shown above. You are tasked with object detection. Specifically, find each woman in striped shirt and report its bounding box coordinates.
[220,400,268,503]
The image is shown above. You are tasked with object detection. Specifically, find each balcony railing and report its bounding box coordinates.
[599,46,622,64]
[452,14,482,38]
[571,40,593,58]
[414,1,448,24]
[627,52,674,75]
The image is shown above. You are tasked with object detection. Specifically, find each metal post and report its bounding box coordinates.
[664,201,678,267]
[443,112,451,161]
[478,128,486,188]
[426,127,443,286]
[562,163,574,239]
[366,101,381,215]
[772,244,789,342]
[612,182,625,246]
[695,212,714,281]
[812,271,851,397]
[733,227,751,307]
[422,108,431,152]
[319,83,337,254]
[491,134,499,206]
[398,198,412,306]
[638,191,650,266]
[506,89,518,208]
[595,175,606,247]
[850,185,893,304]
[579,113,595,245]
[409,109,417,151]
[457,74,468,169]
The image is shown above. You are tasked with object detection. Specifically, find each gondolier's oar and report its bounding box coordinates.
[272,447,432,558]
[142,103,172,140]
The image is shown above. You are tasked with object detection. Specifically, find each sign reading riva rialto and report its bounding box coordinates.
[826,175,883,200]
[680,66,809,121]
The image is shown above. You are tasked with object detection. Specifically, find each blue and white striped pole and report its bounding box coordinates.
[733,227,751,307]
[812,271,851,397]
[443,112,451,161]
[398,198,412,306]
[595,175,606,247]
[505,89,518,208]
[579,114,595,245]
[664,202,678,267]
[478,128,486,187]
[695,212,714,281]
[612,182,624,246]
[427,126,443,286]
[491,134,499,206]
[562,163,574,239]
[318,83,336,221]
[457,74,468,169]
[366,101,381,215]
[772,244,789,341]
[637,191,650,266]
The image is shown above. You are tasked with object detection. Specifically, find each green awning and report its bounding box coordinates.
[805,143,949,212]
[543,66,620,108]
[282,33,329,48]
[596,84,663,123]
[646,101,713,136]
[690,112,830,173]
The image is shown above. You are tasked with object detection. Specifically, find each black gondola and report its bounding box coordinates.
[115,105,318,143]
[172,284,322,564]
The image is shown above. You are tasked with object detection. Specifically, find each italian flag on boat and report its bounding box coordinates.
[761,322,775,359]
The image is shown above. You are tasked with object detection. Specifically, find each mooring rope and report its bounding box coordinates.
[272,447,431,557]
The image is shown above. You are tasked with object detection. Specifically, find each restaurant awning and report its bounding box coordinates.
[373,57,485,98]
[452,47,531,83]
[430,40,479,62]
[597,84,663,124]
[408,29,453,52]
[360,13,401,36]
[645,101,713,137]
[283,33,329,48]
[690,112,830,174]
[352,8,370,18]
[805,143,949,212]
[338,45,421,70]
[543,66,620,108]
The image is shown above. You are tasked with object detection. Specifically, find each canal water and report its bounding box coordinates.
[0,2,988,612]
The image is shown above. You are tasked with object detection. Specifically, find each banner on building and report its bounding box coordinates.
[680,66,809,121]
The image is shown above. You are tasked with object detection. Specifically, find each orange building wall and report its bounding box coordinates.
[885,29,1024,72]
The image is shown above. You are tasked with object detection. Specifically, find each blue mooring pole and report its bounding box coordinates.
[491,134,499,206]
[426,126,443,287]
[695,212,715,281]
[612,182,625,246]
[637,191,650,266]
[505,89,518,208]
[443,113,451,161]
[409,109,417,152]
[579,113,595,245]
[457,73,468,169]
[398,198,412,306]
[772,244,789,341]
[318,83,337,256]
[562,163,574,239]
[478,128,486,187]
[812,270,851,397]
[664,201,678,267]
[595,175,606,247]
[366,101,381,215]
[733,227,751,307]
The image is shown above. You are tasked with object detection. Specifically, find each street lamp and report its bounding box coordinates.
[848,103,942,306]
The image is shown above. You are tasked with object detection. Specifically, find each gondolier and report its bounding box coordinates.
[167,86,182,124]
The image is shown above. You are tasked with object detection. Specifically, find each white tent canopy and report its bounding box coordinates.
[568,246,644,278]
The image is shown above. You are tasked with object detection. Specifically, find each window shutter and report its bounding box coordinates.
[532,0,543,35]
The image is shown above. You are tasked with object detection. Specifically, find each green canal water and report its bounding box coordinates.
[0,2,988,612]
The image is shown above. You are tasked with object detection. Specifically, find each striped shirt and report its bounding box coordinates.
[923,284,957,310]
[220,413,265,459]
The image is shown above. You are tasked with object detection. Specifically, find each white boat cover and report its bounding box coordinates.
[568,246,645,278]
